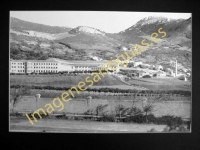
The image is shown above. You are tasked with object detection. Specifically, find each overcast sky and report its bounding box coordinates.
[10,11,191,33]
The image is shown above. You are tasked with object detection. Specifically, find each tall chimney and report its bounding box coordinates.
[175,60,177,77]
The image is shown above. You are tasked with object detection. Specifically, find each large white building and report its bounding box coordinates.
[10,58,119,74]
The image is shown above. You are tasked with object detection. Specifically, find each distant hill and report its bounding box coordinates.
[10,17,71,34]
[9,16,191,71]
[108,16,191,46]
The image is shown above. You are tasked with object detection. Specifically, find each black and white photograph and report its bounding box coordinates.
[9,11,192,133]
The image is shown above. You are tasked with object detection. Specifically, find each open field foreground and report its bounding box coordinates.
[128,77,191,91]
[10,117,166,133]
[10,75,191,91]
[10,74,125,87]
[11,97,191,118]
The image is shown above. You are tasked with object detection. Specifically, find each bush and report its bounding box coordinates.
[74,116,85,120]
[148,128,159,132]
[99,114,116,122]
[142,75,151,78]
[127,107,142,116]
[124,114,146,123]
[10,112,23,117]
[55,114,67,119]
[155,115,183,127]
[162,124,189,132]
[123,114,184,126]
[95,104,108,116]
[115,104,130,117]
[27,113,49,119]
[145,114,157,123]
[83,109,94,115]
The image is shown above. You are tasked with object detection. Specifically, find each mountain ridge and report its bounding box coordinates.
[10,16,192,71]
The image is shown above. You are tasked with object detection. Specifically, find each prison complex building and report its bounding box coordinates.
[10,58,119,74]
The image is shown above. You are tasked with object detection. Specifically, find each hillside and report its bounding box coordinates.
[9,16,192,70]
[112,16,192,70]
[10,74,125,87]
[10,17,71,34]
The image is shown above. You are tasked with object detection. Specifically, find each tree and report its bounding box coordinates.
[10,86,31,113]
[115,104,130,118]
[143,103,155,123]
[127,106,142,116]
[95,104,108,116]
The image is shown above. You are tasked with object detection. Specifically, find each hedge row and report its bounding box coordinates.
[10,84,191,96]
[17,113,188,132]
[10,70,113,76]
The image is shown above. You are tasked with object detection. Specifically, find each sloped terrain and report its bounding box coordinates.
[10,17,71,34]
[10,16,192,70]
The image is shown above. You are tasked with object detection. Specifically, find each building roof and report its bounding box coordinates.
[73,64,101,67]
[157,71,166,74]
[138,70,146,73]
[10,59,57,62]
[10,58,117,67]
[70,61,107,64]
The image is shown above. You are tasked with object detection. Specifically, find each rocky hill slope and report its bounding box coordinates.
[10,16,191,70]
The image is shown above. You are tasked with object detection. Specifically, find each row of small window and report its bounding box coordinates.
[11,63,25,65]
[11,62,58,65]
[11,66,24,68]
[75,69,91,70]
[28,70,57,73]
[75,66,90,68]
[30,67,57,69]
[31,63,58,65]
[10,70,25,72]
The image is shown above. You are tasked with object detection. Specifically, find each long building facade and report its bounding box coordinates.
[10,58,119,74]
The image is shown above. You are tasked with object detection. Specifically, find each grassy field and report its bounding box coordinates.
[11,96,191,118]
[10,74,125,87]
[10,117,166,133]
[10,74,191,91]
[127,77,191,90]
